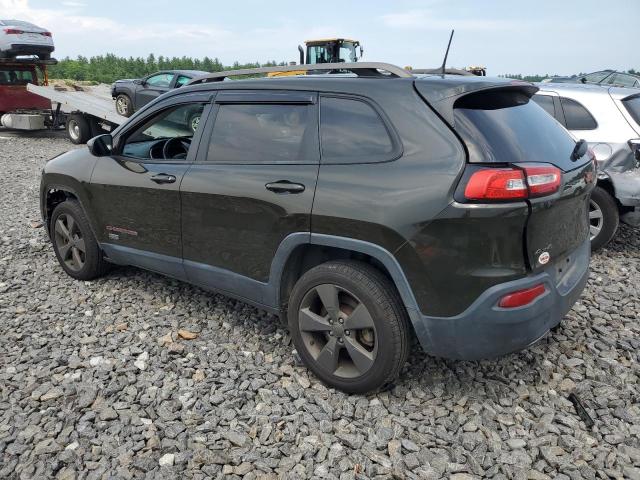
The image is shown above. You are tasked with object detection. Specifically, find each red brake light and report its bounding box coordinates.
[464,165,562,201]
[41,31,52,37]
[523,166,561,197]
[464,169,527,200]
[3,28,24,34]
[498,283,546,308]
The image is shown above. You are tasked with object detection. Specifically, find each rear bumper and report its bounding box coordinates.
[410,238,590,360]
[6,44,54,55]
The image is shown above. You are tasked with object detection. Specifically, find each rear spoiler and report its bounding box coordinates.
[415,80,538,127]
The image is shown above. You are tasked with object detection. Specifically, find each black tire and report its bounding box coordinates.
[288,260,411,394]
[66,114,91,144]
[589,186,619,251]
[115,94,134,117]
[50,200,110,280]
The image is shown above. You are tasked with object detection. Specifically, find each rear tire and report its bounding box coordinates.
[50,200,110,280]
[589,186,619,251]
[115,94,134,117]
[66,114,91,144]
[287,260,410,394]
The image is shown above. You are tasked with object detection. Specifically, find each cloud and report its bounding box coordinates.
[380,9,517,31]
[61,1,86,7]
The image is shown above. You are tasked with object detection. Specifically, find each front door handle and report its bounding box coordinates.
[265,180,305,194]
[150,173,176,184]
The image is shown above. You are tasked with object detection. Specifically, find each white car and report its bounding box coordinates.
[0,19,54,60]
[533,83,640,250]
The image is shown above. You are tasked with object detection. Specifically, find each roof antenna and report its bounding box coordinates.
[440,29,454,76]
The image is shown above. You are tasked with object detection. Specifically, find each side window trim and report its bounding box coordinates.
[319,93,403,165]
[197,90,320,165]
[113,94,215,164]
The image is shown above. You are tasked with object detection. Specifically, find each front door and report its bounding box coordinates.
[88,97,211,278]
[180,90,319,305]
[135,72,174,109]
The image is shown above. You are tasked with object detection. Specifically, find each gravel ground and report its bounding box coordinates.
[1,135,639,480]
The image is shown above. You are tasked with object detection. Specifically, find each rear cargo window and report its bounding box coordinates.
[622,95,640,128]
[559,97,597,130]
[320,96,396,163]
[453,90,579,169]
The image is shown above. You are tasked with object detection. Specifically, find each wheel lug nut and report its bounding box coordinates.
[329,319,334,325]
[329,331,333,336]
[339,318,343,324]
[338,338,343,343]
[345,330,350,336]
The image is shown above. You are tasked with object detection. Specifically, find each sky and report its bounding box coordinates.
[1,0,638,75]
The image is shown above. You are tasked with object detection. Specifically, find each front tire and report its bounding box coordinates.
[115,94,134,117]
[288,260,410,394]
[50,200,109,280]
[589,186,619,251]
[66,114,91,144]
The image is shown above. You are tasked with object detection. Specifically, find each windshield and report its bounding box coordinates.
[307,41,357,63]
[453,90,582,170]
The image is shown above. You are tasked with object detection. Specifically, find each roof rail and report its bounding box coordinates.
[411,68,473,76]
[187,62,413,85]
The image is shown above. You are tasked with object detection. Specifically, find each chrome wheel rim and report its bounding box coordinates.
[190,115,200,132]
[116,97,128,115]
[298,284,377,379]
[68,120,80,141]
[589,199,603,240]
[53,213,86,272]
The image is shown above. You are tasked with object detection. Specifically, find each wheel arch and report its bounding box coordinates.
[42,185,98,240]
[272,233,420,321]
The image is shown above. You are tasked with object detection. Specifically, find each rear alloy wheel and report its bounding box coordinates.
[589,186,619,251]
[188,112,201,133]
[288,260,410,393]
[66,114,91,144]
[50,200,110,280]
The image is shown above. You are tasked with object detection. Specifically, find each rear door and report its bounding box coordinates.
[451,88,595,270]
[180,90,319,298]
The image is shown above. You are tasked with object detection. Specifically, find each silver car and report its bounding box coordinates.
[533,83,640,250]
[0,19,54,60]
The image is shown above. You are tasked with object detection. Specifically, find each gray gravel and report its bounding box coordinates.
[1,134,639,480]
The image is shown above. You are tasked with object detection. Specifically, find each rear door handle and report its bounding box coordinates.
[150,173,176,184]
[265,180,305,194]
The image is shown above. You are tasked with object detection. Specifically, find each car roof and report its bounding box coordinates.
[535,81,640,100]
[151,70,209,77]
[0,19,38,27]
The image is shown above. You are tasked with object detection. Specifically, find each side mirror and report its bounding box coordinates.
[571,139,588,161]
[580,77,586,84]
[134,79,143,85]
[87,134,113,157]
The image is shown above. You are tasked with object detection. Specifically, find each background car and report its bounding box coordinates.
[533,83,640,250]
[0,19,54,60]
[544,70,640,88]
[111,69,208,118]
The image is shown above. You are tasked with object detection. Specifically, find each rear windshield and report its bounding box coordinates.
[453,90,581,170]
[622,95,640,128]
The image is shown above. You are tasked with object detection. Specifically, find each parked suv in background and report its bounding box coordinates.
[533,83,640,249]
[41,64,595,393]
[111,69,208,118]
[544,70,640,88]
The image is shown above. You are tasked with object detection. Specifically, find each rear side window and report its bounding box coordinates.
[532,94,556,117]
[560,97,597,130]
[208,104,314,163]
[320,96,396,163]
[453,90,578,170]
[622,95,640,128]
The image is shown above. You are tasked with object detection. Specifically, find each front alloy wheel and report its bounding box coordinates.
[298,284,378,378]
[53,213,86,272]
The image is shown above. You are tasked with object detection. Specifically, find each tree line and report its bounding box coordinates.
[47,54,638,84]
[47,54,286,83]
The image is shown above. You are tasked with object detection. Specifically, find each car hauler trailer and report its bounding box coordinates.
[0,56,121,144]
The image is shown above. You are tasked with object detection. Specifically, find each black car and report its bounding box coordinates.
[41,64,595,393]
[111,69,208,118]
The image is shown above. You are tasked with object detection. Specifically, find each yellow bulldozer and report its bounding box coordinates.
[268,38,363,77]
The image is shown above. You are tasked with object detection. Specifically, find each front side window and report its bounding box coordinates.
[584,71,612,84]
[0,69,34,85]
[560,97,597,130]
[121,102,206,161]
[145,73,173,88]
[207,103,313,163]
[320,96,395,162]
[532,94,556,118]
[175,75,191,87]
[610,74,639,88]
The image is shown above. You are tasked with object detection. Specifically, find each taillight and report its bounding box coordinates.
[41,31,52,37]
[3,28,24,34]
[498,283,546,308]
[464,165,561,201]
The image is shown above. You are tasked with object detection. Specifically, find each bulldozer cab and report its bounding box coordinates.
[302,39,362,64]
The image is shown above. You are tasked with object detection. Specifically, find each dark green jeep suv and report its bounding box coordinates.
[40,63,596,393]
